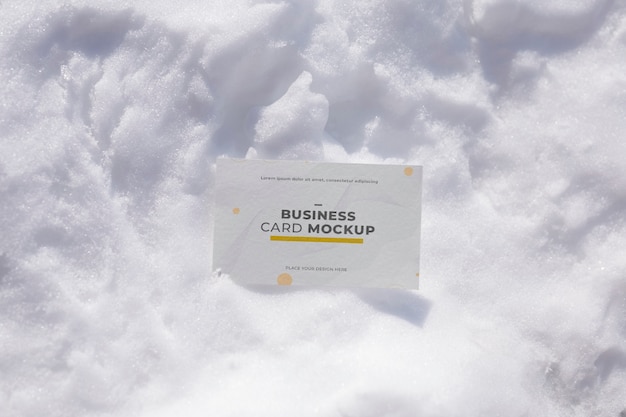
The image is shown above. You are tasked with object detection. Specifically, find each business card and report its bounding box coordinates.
[213,159,422,288]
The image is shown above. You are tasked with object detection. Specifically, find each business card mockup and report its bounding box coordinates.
[213,159,422,289]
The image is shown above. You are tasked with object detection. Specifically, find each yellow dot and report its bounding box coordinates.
[404,167,414,176]
[232,207,240,214]
[416,273,420,277]
[277,273,293,286]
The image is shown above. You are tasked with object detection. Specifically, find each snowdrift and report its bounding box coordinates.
[1,1,625,416]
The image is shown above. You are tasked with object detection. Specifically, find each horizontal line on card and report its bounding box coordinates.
[270,235,363,244]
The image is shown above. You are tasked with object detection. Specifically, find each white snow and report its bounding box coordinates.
[1,0,625,416]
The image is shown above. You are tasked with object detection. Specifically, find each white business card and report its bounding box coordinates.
[213,159,422,288]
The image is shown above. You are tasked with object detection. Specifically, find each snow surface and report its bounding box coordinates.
[1,0,626,416]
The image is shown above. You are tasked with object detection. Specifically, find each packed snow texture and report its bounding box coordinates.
[1,0,626,416]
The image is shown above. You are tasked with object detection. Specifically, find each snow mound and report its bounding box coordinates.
[1,1,625,416]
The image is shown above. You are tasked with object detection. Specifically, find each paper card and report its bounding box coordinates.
[213,159,422,289]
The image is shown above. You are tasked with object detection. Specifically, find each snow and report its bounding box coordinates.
[1,0,625,416]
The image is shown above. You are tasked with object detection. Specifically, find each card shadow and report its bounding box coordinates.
[353,288,432,328]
